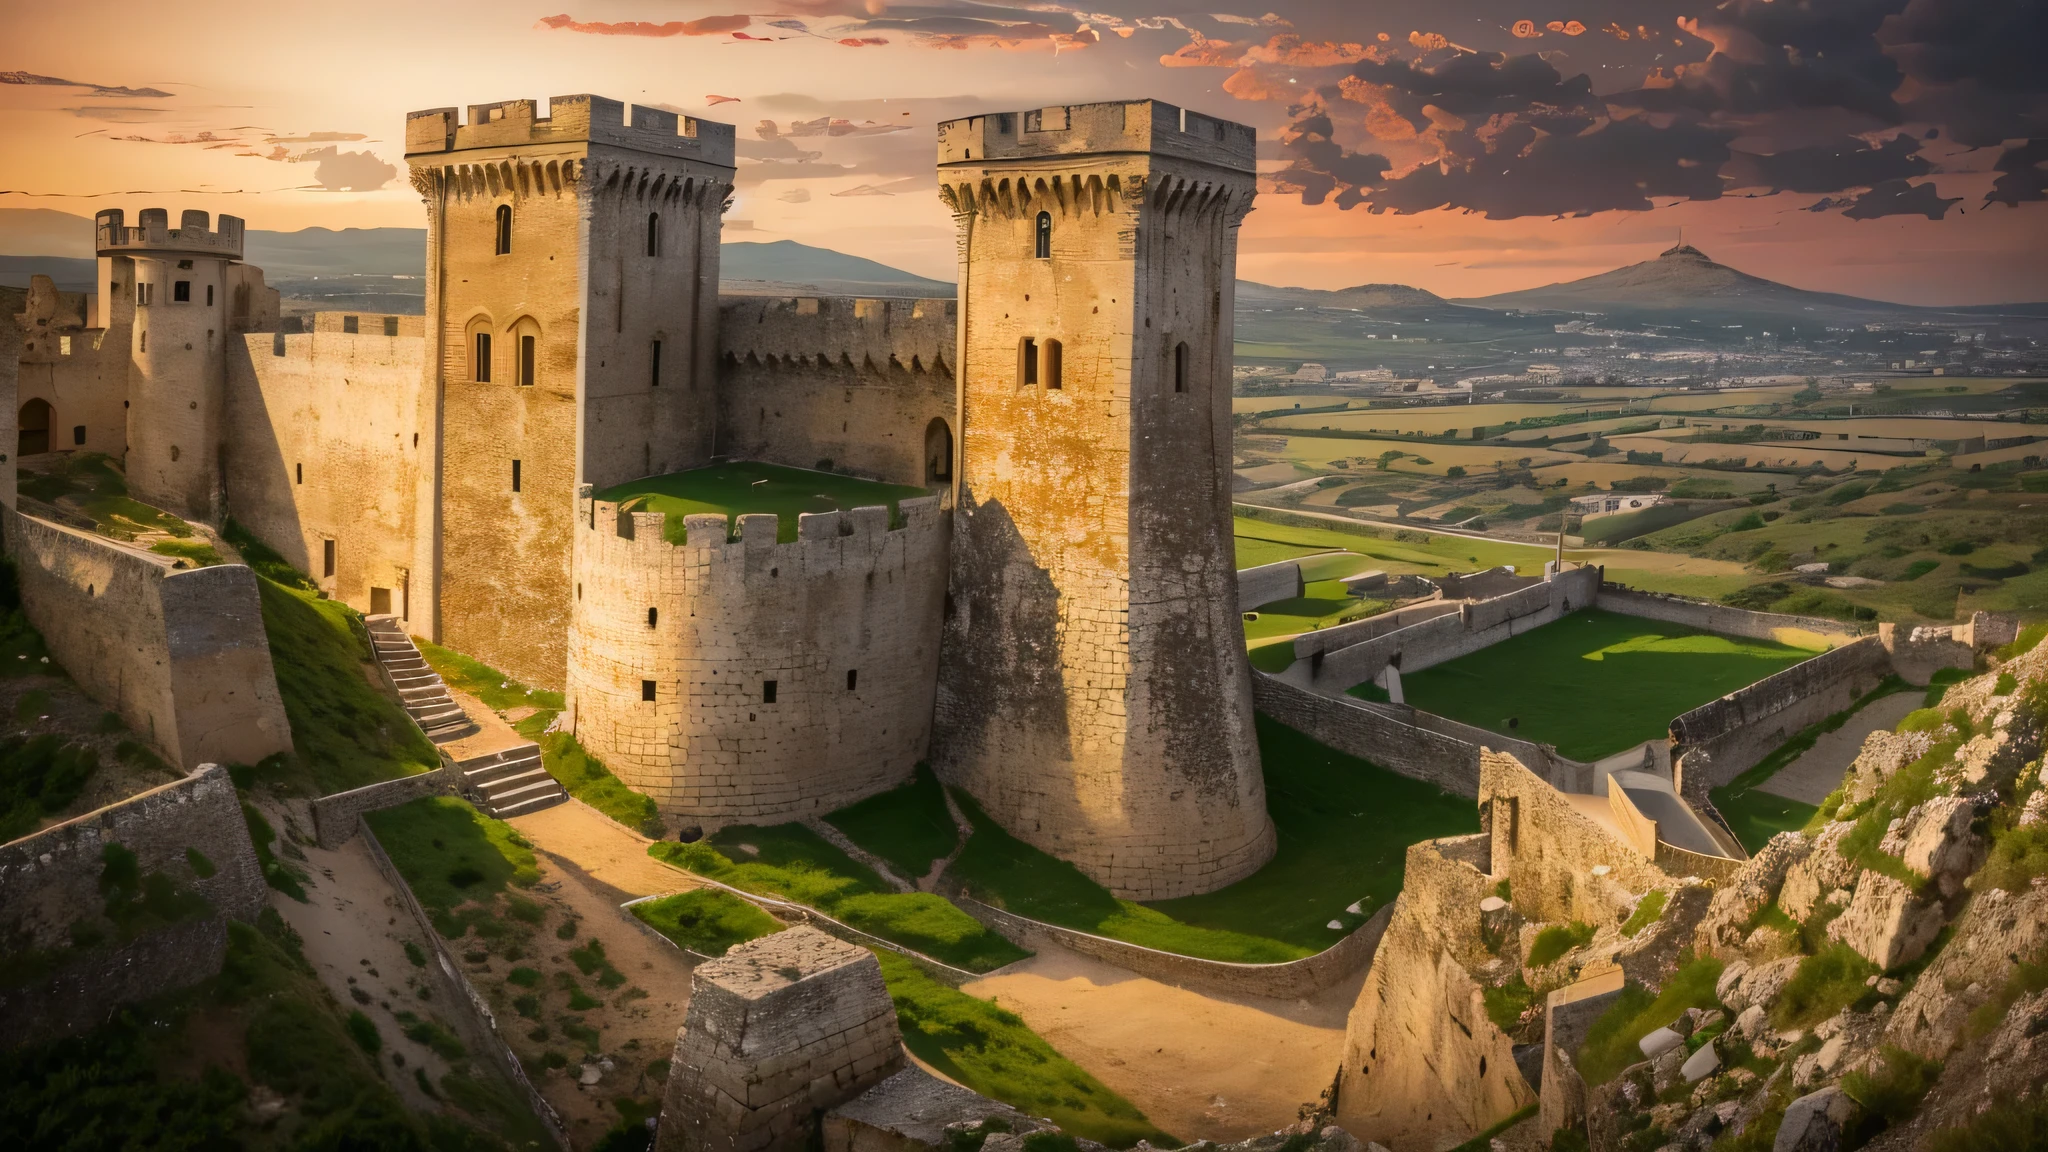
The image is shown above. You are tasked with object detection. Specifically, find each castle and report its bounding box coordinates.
[9,96,1272,899]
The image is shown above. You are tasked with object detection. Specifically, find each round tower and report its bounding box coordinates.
[98,207,245,522]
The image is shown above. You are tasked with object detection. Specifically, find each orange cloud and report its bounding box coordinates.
[1511,20,1540,39]
[1222,67,1297,101]
[535,14,750,37]
[1243,35,1372,68]
[1159,31,1244,67]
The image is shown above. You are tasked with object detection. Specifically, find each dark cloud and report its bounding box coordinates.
[1267,112,1389,208]
[1836,178,1961,218]
[1986,139,2048,207]
[1883,0,2048,95]
[1364,113,1732,218]
[1344,51,1596,127]
[1725,133,1929,194]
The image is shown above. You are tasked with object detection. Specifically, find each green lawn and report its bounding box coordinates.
[647,824,1029,973]
[256,577,439,795]
[875,950,1173,1148]
[1396,608,1824,761]
[1709,681,1912,853]
[596,461,929,545]
[629,890,784,958]
[364,795,541,938]
[825,764,960,883]
[1149,715,1480,949]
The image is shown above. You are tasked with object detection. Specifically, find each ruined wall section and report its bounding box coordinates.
[567,494,948,827]
[715,296,956,487]
[406,95,734,690]
[1669,636,1894,798]
[931,100,1273,900]
[12,275,129,463]
[1479,751,1666,927]
[225,314,423,617]
[2,508,292,769]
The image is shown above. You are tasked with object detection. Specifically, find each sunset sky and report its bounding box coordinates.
[4,0,2044,303]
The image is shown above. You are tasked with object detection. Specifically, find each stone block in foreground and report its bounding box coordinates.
[659,926,904,1152]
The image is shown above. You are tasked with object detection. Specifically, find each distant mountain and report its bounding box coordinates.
[720,240,953,298]
[1459,243,2044,323]
[1236,279,1455,312]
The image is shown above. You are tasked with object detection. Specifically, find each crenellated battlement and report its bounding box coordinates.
[573,488,943,561]
[718,296,954,381]
[95,208,245,260]
[405,94,735,166]
[937,100,1254,173]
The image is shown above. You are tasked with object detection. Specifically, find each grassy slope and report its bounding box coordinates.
[876,950,1172,1148]
[1399,608,1822,761]
[257,577,439,794]
[648,825,1028,973]
[1149,715,1480,948]
[365,795,541,935]
[630,890,784,958]
[825,763,959,882]
[411,639,665,838]
[596,460,929,544]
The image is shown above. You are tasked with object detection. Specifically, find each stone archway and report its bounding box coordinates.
[18,398,51,457]
[924,416,952,486]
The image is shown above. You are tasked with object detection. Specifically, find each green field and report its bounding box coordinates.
[825,764,961,883]
[596,461,929,544]
[1393,608,1824,761]
[630,890,784,958]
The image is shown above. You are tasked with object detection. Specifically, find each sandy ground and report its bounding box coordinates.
[1759,692,1922,804]
[441,688,534,762]
[510,799,703,898]
[963,948,1363,1143]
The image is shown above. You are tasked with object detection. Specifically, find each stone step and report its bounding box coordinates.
[481,773,561,804]
[490,790,569,819]
[463,750,544,785]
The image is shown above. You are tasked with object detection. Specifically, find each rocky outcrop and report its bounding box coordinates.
[1826,871,1947,970]
[1886,884,2048,1059]
[1775,1085,1855,1152]
[1694,832,1810,960]
[1779,823,1858,921]
[1843,730,1933,804]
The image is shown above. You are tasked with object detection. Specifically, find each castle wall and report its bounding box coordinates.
[932,101,1273,900]
[567,494,948,826]
[715,296,956,486]
[1479,751,1665,927]
[11,276,128,462]
[1669,635,1894,798]
[1597,586,1862,646]
[2,507,292,769]
[225,315,423,617]
[1289,566,1603,694]
[0,763,266,1047]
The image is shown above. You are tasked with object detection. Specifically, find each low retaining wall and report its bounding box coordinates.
[1670,636,1894,797]
[1289,600,1462,662]
[1238,558,1304,609]
[957,895,1394,1001]
[1253,673,1593,797]
[1480,752,1667,927]
[3,508,292,770]
[1598,586,1863,645]
[1295,567,1602,691]
[310,766,453,849]
[359,818,571,1150]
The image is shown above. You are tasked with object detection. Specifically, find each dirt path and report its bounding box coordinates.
[510,799,702,898]
[1759,692,1921,804]
[963,945,1362,1143]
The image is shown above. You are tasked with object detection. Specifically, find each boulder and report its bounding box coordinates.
[1780,824,1858,921]
[1726,956,1802,1015]
[1827,872,1946,970]
[1651,1043,1688,1094]
[1773,1086,1856,1152]
[1844,731,1933,804]
[1887,885,2048,1059]
[1897,795,1983,895]
[1731,1005,1769,1041]
[1715,960,1751,1006]
[1695,833,1811,960]
[1640,1027,1685,1059]
[1681,1041,1721,1083]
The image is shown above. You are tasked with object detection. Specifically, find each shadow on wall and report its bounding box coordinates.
[221,337,311,581]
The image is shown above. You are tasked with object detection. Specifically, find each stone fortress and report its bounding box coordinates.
[9,95,1271,900]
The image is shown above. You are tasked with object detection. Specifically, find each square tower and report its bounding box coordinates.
[931,101,1273,899]
[405,96,735,689]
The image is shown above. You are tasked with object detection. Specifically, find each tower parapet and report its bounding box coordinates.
[936,100,1254,171]
[405,95,735,164]
[95,208,245,261]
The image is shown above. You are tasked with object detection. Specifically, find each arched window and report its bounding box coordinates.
[494,204,512,255]
[18,398,52,456]
[1173,341,1190,393]
[646,212,661,257]
[510,317,542,386]
[466,316,494,382]
[1042,339,1062,390]
[1033,211,1052,259]
[1018,337,1038,386]
[924,417,953,485]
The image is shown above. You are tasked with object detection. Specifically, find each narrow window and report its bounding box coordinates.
[138,282,153,306]
[322,539,336,578]
[1174,341,1189,393]
[646,212,661,257]
[647,607,658,628]
[494,204,512,255]
[762,680,777,704]
[383,316,399,336]
[641,680,657,702]
[519,334,536,386]
[342,314,359,334]
[846,669,858,691]
[59,335,71,355]
[650,339,662,388]
[1034,211,1051,259]
[511,459,522,492]
[273,332,285,356]
[1043,339,1062,390]
[173,280,190,302]
[474,332,492,382]
[72,425,86,446]
[295,462,303,484]
[141,331,147,352]
[205,284,214,306]
[1019,337,1038,386]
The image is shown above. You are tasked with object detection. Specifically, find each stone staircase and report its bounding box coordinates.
[455,743,568,819]
[363,615,568,818]
[365,615,477,743]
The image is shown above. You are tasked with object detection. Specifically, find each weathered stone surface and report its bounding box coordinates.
[1639,1027,1684,1059]
[1681,1041,1722,1083]
[1725,956,1802,1015]
[1844,730,1933,804]
[1887,884,2048,1059]
[1888,795,1981,895]
[1780,823,1857,922]
[1826,872,1945,971]
[1772,1085,1854,1152]
[823,1065,1032,1152]
[1695,832,1810,960]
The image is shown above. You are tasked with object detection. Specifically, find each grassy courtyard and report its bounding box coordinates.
[596,461,929,544]
[1390,608,1824,761]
